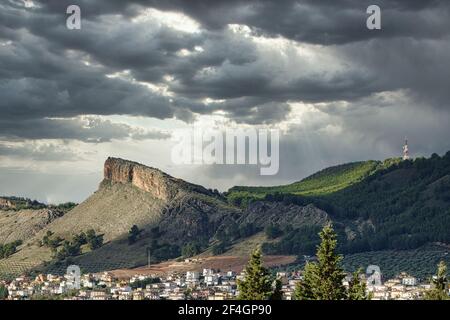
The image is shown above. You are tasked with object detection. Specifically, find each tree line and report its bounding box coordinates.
[237,223,449,300]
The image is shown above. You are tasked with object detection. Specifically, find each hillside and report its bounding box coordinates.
[226,159,402,205]
[1,153,449,279]
[0,158,244,273]
[0,197,75,253]
[2,157,321,276]
[227,152,450,258]
[0,208,64,244]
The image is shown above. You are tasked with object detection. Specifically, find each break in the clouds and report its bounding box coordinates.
[0,0,450,202]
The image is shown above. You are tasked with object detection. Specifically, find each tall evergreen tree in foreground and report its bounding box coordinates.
[0,284,8,300]
[270,278,283,300]
[294,262,317,300]
[294,223,346,300]
[424,261,449,300]
[237,248,278,300]
[347,269,371,300]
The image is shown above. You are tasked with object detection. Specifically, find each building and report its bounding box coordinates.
[186,271,200,283]
[402,277,417,286]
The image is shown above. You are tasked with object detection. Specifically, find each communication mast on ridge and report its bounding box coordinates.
[403,138,410,160]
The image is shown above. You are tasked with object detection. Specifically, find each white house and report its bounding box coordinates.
[186,271,200,282]
[402,277,417,286]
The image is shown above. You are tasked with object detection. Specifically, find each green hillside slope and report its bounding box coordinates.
[1,153,449,279]
[226,160,394,205]
[227,152,450,257]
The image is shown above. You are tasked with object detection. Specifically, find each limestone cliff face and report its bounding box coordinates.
[103,157,210,201]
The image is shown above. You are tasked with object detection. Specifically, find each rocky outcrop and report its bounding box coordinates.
[158,195,240,244]
[0,197,15,209]
[103,157,211,201]
[239,201,329,229]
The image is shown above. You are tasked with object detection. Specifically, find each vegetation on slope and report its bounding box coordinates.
[0,241,23,259]
[226,160,390,206]
[237,161,379,194]
[2,153,449,278]
[342,245,450,280]
[227,152,450,257]
[0,196,77,212]
[275,244,450,280]
[324,153,450,252]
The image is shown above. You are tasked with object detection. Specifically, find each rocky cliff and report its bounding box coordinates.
[103,157,211,201]
[1,157,328,273]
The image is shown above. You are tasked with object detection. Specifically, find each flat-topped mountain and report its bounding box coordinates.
[1,153,449,278]
[0,157,328,274]
[103,157,212,201]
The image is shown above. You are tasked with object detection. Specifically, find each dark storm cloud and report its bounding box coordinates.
[0,1,203,140]
[336,37,450,110]
[63,0,448,44]
[0,117,170,143]
[1,0,450,143]
[206,97,292,125]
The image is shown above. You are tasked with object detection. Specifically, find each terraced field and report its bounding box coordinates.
[0,260,36,280]
[342,245,450,279]
[272,244,450,280]
[0,259,135,280]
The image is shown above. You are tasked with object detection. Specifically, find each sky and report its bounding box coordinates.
[1,0,450,203]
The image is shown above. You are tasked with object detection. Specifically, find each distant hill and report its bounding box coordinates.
[226,152,450,256]
[0,153,449,278]
[0,196,75,244]
[226,159,401,204]
[0,196,47,211]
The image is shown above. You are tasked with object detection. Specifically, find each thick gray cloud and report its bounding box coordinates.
[0,0,450,202]
[29,1,450,43]
[1,1,447,122]
[0,117,170,142]
[1,0,449,129]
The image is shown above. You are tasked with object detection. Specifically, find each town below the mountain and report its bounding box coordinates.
[1,263,448,300]
[1,152,449,300]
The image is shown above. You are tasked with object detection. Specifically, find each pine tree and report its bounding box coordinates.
[424,261,449,300]
[237,248,274,300]
[347,269,371,300]
[270,278,283,300]
[128,225,140,245]
[294,223,346,300]
[0,284,8,300]
[294,262,317,300]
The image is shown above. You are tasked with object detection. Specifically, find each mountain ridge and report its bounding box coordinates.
[103,157,214,201]
[0,153,449,278]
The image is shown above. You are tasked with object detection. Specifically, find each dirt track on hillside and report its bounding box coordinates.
[107,255,296,279]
